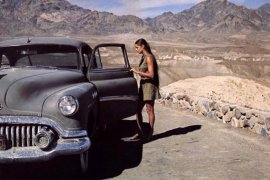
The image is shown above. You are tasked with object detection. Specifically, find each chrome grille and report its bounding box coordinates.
[0,124,48,147]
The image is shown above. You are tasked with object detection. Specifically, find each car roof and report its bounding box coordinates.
[0,37,90,48]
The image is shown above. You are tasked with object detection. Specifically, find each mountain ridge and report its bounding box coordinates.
[147,0,270,33]
[0,0,269,36]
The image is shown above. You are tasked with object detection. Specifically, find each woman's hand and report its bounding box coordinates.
[130,68,140,75]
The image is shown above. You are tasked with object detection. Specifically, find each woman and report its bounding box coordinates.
[130,38,161,139]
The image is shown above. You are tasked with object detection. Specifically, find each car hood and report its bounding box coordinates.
[0,67,86,115]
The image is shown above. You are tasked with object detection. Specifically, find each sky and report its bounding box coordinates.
[67,0,270,18]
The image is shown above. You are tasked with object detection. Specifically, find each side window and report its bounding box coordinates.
[82,46,91,68]
[94,46,127,69]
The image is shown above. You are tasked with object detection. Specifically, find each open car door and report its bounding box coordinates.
[87,43,138,124]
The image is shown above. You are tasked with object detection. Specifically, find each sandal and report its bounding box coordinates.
[129,132,144,140]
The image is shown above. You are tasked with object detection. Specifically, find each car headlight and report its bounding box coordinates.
[58,95,79,116]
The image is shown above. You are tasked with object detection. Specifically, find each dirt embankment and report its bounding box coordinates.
[161,76,270,112]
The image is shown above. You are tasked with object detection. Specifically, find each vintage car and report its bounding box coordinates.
[0,37,138,172]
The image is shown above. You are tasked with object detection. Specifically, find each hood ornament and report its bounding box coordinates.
[27,37,31,43]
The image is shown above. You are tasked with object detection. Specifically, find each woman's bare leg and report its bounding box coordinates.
[136,101,145,136]
[145,100,155,136]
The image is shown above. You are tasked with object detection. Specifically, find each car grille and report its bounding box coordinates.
[0,124,49,147]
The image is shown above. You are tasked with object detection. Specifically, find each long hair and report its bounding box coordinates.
[135,38,160,88]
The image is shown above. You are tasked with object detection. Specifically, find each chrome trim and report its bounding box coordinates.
[0,116,87,138]
[0,137,90,163]
[99,95,138,102]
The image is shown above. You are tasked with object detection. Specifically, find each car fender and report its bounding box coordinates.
[42,82,98,132]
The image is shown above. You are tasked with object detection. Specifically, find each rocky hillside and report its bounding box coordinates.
[259,3,270,13]
[147,0,270,33]
[0,0,151,36]
[0,0,269,36]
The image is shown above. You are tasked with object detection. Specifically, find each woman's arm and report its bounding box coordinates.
[130,55,154,79]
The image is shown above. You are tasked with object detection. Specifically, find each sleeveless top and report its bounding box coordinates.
[138,55,161,101]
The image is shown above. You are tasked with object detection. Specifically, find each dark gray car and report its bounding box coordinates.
[0,37,138,172]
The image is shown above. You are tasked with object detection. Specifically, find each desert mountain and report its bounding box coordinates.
[0,0,269,36]
[0,0,151,36]
[147,0,270,33]
[259,3,270,13]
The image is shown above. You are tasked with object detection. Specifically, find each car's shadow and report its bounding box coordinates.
[0,120,201,180]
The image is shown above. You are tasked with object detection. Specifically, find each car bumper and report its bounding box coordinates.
[0,116,91,163]
[0,137,90,163]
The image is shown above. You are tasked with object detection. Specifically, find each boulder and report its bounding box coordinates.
[223,110,234,123]
[248,116,259,128]
[222,105,230,115]
[234,108,242,119]
[265,117,270,131]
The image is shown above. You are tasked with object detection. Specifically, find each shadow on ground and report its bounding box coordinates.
[0,120,201,180]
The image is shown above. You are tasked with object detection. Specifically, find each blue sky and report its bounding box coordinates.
[67,0,270,18]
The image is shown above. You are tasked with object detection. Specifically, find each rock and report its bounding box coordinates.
[215,111,223,120]
[252,123,265,135]
[164,92,174,100]
[246,111,253,119]
[239,108,247,116]
[231,117,245,128]
[213,102,221,111]
[195,98,212,116]
[201,108,208,116]
[199,106,209,116]
[248,116,259,128]
[239,119,246,128]
[257,115,266,125]
[240,116,249,127]
[182,100,192,109]
[184,95,192,104]
[261,128,269,138]
[231,117,241,128]
[223,110,234,123]
[229,105,237,111]
[234,108,242,119]
[176,94,185,100]
[222,105,230,115]
[209,101,217,111]
[192,98,199,106]
[265,117,270,131]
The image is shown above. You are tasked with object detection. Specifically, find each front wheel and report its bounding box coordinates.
[80,150,89,173]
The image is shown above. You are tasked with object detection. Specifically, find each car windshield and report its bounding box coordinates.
[0,45,79,69]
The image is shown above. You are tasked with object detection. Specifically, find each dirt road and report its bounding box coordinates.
[1,104,270,180]
[111,104,270,180]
